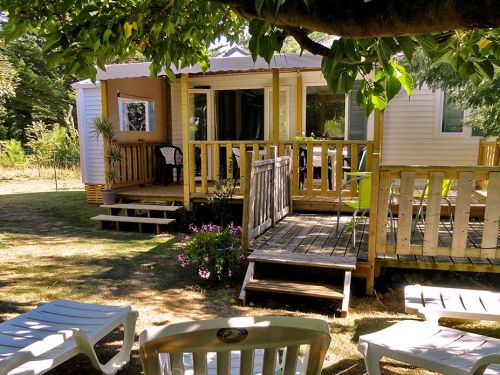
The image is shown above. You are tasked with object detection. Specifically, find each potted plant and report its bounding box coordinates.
[91,117,122,204]
[178,223,242,281]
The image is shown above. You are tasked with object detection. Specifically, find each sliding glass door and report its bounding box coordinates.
[189,89,213,179]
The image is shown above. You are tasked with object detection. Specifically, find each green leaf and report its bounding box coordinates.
[249,19,267,36]
[396,36,417,60]
[255,0,264,14]
[415,35,437,55]
[103,29,113,42]
[374,69,385,82]
[386,76,402,100]
[398,72,414,95]
[371,93,387,111]
[473,60,494,80]
[376,39,392,67]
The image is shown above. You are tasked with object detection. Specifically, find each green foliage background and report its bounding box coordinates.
[0,36,77,142]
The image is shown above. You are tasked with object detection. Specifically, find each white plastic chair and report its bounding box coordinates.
[404,284,500,323]
[139,316,331,375]
[358,320,500,375]
[0,299,138,375]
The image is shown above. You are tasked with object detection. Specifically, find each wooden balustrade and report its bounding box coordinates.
[371,166,500,261]
[112,140,164,188]
[241,149,292,251]
[187,141,273,195]
[282,140,374,197]
[477,139,500,189]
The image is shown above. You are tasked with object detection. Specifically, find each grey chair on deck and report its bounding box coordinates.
[158,145,183,184]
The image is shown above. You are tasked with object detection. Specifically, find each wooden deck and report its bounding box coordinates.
[249,213,500,273]
[116,183,489,216]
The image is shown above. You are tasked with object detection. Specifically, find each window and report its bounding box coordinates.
[119,97,155,131]
[215,89,264,140]
[441,93,464,133]
[306,86,345,139]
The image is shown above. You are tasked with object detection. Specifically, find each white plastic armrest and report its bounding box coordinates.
[0,329,77,375]
[471,353,500,374]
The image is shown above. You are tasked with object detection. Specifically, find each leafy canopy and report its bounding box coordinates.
[1,0,498,113]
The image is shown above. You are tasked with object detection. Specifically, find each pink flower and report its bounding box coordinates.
[203,256,209,262]
[198,267,211,279]
[177,253,190,267]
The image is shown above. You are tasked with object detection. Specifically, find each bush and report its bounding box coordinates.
[0,139,26,167]
[26,121,79,171]
[178,223,242,280]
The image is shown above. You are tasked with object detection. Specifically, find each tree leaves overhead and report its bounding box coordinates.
[0,0,498,114]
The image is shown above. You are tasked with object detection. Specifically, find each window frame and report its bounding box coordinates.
[302,83,348,140]
[435,90,470,137]
[118,96,155,132]
[264,86,290,141]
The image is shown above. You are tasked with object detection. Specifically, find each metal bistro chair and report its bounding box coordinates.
[336,172,395,248]
[412,178,453,233]
[298,147,333,190]
[158,145,183,184]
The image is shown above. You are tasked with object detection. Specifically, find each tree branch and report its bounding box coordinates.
[219,0,500,38]
[283,27,331,56]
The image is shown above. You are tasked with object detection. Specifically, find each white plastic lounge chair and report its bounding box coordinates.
[0,299,138,375]
[358,320,500,375]
[405,284,500,323]
[139,316,331,375]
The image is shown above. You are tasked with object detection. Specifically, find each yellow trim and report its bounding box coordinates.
[100,80,108,119]
[180,74,191,208]
[272,69,280,150]
[296,71,303,136]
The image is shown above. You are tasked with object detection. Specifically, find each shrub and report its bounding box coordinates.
[25,121,79,170]
[178,223,242,280]
[207,179,236,226]
[0,139,26,167]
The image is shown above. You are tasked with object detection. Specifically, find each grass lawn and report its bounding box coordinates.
[0,176,498,375]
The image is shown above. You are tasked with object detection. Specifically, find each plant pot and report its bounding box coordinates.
[101,190,117,205]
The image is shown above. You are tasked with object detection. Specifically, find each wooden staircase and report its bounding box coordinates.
[239,250,356,317]
[91,203,181,234]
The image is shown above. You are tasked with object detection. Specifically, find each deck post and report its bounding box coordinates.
[139,139,146,186]
[180,74,191,208]
[272,69,280,154]
[241,151,254,252]
[366,109,384,295]
[100,80,111,194]
[296,71,303,137]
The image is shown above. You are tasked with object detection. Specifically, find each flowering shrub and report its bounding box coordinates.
[178,223,242,280]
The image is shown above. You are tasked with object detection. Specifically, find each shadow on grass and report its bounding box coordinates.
[0,190,163,242]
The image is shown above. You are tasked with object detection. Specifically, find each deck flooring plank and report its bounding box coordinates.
[331,217,353,257]
[251,218,294,249]
[284,215,324,253]
[261,214,318,252]
[319,216,347,256]
[294,215,332,254]
[306,215,338,255]
[255,216,307,251]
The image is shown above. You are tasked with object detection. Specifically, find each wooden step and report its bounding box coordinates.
[100,203,181,212]
[248,250,356,270]
[91,215,175,225]
[245,279,344,300]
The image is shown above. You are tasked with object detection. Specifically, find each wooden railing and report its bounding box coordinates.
[113,140,164,188]
[477,139,500,189]
[187,141,273,195]
[282,140,374,197]
[241,148,292,251]
[370,166,500,260]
